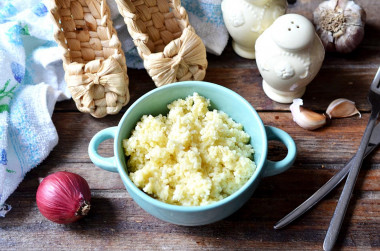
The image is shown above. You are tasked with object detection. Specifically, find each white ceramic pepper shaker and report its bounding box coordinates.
[221,0,287,59]
[255,14,325,103]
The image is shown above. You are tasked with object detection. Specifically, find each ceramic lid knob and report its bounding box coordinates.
[270,14,314,51]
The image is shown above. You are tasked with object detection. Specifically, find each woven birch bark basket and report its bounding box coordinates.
[115,0,208,87]
[49,0,130,118]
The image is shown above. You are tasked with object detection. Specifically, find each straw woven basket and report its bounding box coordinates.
[49,0,130,118]
[115,0,208,87]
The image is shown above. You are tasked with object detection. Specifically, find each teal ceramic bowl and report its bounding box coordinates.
[88,81,296,226]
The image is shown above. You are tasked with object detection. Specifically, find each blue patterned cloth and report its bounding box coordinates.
[0,0,67,216]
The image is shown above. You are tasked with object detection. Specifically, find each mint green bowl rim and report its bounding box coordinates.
[115,81,268,212]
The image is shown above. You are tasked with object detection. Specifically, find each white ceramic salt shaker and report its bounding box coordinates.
[221,0,287,59]
[255,14,325,103]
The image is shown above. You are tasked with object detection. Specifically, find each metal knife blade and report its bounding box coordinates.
[274,122,380,230]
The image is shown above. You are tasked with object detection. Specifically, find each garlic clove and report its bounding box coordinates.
[325,98,361,119]
[313,0,366,53]
[290,98,327,130]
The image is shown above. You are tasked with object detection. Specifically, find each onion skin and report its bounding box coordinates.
[36,171,91,224]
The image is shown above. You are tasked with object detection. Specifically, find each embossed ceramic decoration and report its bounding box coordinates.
[255,14,325,103]
[221,0,287,59]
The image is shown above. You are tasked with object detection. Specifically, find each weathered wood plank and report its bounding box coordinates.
[54,66,378,113]
[47,112,380,165]
[11,161,380,193]
[2,190,378,250]
[2,0,380,250]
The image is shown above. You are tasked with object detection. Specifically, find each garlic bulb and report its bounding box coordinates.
[313,0,366,53]
[290,99,327,130]
[326,98,360,118]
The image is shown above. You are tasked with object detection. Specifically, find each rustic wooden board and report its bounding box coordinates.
[2,190,379,250]
[1,0,380,250]
[55,58,379,113]
[41,112,380,165]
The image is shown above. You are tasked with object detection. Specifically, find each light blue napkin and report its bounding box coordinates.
[0,0,68,216]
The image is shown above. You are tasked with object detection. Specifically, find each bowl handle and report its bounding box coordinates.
[88,126,118,173]
[263,126,297,177]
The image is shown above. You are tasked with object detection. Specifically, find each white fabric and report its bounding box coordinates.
[1,84,64,216]
[0,0,68,216]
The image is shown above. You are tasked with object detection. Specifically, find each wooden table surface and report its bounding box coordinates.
[1,0,379,250]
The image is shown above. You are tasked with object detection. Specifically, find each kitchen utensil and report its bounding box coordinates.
[255,13,325,103]
[221,0,287,59]
[274,122,380,230]
[324,66,380,251]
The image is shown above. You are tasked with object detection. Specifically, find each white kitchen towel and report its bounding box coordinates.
[182,1,228,55]
[0,0,228,216]
[0,0,68,216]
[0,84,65,216]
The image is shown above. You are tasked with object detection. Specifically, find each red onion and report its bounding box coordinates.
[36,171,91,224]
